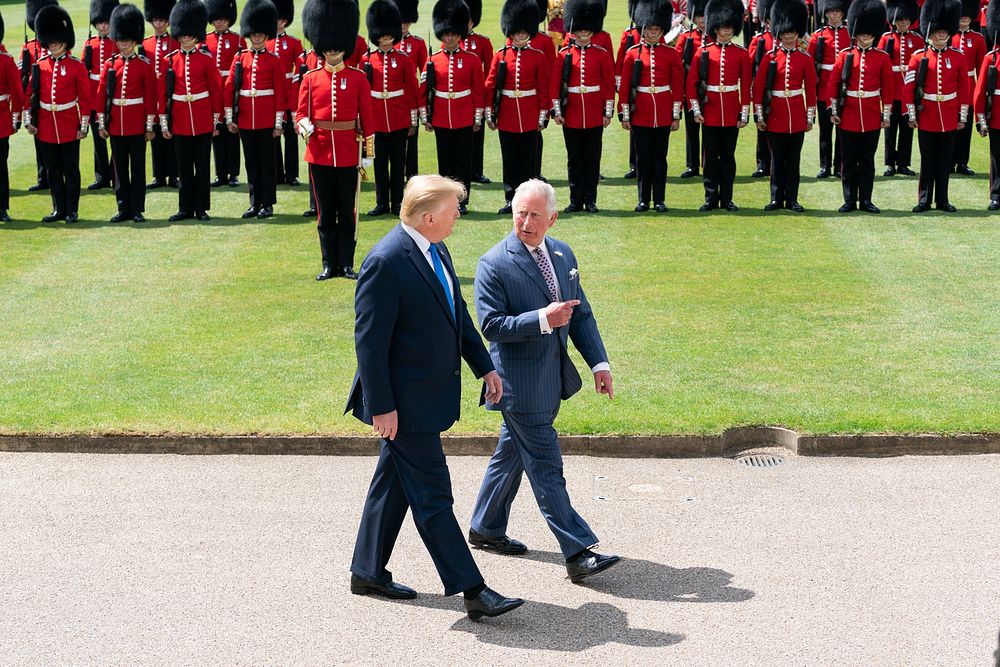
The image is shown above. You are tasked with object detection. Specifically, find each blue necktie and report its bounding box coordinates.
[428,244,455,320]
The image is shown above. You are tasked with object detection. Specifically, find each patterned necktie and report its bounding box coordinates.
[428,244,455,320]
[532,247,558,302]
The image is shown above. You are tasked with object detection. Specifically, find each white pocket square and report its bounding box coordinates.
[568,268,578,281]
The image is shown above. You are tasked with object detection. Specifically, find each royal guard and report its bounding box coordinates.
[296,0,374,281]
[142,0,179,189]
[486,0,551,213]
[0,13,25,222]
[529,0,558,180]
[907,0,970,212]
[24,5,92,223]
[878,0,923,177]
[394,0,428,180]
[160,0,223,221]
[205,0,246,188]
[753,0,816,211]
[828,0,893,213]
[268,0,305,186]
[225,0,287,219]
[551,0,614,212]
[675,0,709,178]
[83,0,120,191]
[420,0,486,214]
[808,0,849,178]
[618,0,684,212]
[293,46,324,216]
[96,3,158,223]
[20,0,59,192]
[686,0,751,211]
[950,0,986,174]
[974,0,1000,209]
[361,0,419,217]
[458,0,494,185]
[748,0,775,178]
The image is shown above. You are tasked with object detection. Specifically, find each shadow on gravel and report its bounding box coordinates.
[402,594,684,652]
[518,550,754,603]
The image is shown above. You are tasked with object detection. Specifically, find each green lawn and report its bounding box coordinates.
[2,1,999,436]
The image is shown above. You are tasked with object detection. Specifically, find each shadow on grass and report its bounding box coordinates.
[0,214,314,230]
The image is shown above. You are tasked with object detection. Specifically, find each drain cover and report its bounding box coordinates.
[735,453,785,468]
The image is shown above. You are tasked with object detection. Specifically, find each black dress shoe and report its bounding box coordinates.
[110,212,131,223]
[87,180,110,190]
[654,202,668,213]
[598,173,606,180]
[896,166,916,176]
[563,203,582,213]
[257,206,273,219]
[133,213,146,223]
[168,211,191,222]
[763,201,780,211]
[242,206,259,219]
[751,168,767,178]
[286,177,301,186]
[566,550,622,583]
[303,208,317,217]
[42,211,66,222]
[787,202,805,213]
[464,587,524,620]
[989,200,1000,211]
[623,169,637,179]
[838,202,857,213]
[469,529,528,555]
[680,168,698,178]
[955,165,975,176]
[228,177,239,187]
[350,574,417,600]
[497,203,513,215]
[634,202,649,212]
[167,178,179,188]
[367,204,390,216]
[147,179,165,190]
[936,202,956,212]
[698,201,716,212]
[833,170,842,178]
[816,168,831,179]
[210,177,227,188]
[196,211,210,221]
[472,174,491,184]
[28,181,49,192]
[459,204,468,215]
[912,202,931,213]
[0,210,10,222]
[861,201,881,214]
[341,267,359,280]
[65,213,79,224]
[584,203,599,213]
[883,167,895,177]
[316,267,336,281]
[390,204,401,216]
[723,201,739,211]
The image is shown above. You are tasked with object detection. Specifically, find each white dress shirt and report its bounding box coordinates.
[402,222,454,300]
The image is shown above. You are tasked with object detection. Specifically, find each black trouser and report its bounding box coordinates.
[755,127,771,174]
[311,163,358,270]
[109,134,146,215]
[918,129,957,206]
[628,127,636,172]
[0,138,8,210]
[840,128,880,205]
[883,100,914,168]
[405,130,419,179]
[173,133,212,214]
[634,125,671,205]
[498,130,539,204]
[33,136,47,186]
[701,125,739,204]
[951,117,973,168]
[274,114,298,182]
[150,124,177,182]
[563,125,603,206]
[374,128,409,209]
[434,126,473,206]
[38,139,81,215]
[89,112,112,184]
[989,129,1000,201]
[536,130,544,177]
[241,128,278,209]
[683,109,700,172]
[472,122,486,177]
[817,102,841,172]
[213,121,241,180]
[767,131,804,206]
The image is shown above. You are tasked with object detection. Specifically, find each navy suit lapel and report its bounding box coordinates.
[398,226,458,330]
[545,239,573,301]
[506,233,553,303]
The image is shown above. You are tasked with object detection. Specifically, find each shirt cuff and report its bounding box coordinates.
[537,308,553,334]
[591,361,610,374]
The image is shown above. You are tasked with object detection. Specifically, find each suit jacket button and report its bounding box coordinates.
[454,370,460,376]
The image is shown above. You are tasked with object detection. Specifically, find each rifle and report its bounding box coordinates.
[83,30,93,71]
[885,32,896,68]
[986,57,998,128]
[837,50,853,116]
[762,58,777,120]
[492,47,508,125]
[624,25,636,53]
[29,63,40,129]
[913,55,928,119]
[104,65,116,130]
[625,47,642,120]
[753,38,766,79]
[20,43,31,91]
[363,50,373,84]
[814,35,825,76]
[231,58,243,125]
[697,48,709,107]
[424,52,437,123]
[165,66,176,131]
[681,31,695,74]
[559,50,572,116]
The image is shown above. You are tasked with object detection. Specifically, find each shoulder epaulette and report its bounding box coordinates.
[408,34,426,42]
[307,65,323,74]
[348,65,364,73]
[627,43,642,53]
[591,44,608,53]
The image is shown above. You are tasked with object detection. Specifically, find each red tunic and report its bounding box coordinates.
[0,51,24,138]
[24,54,92,144]
[457,33,494,77]
[973,49,1000,130]
[18,39,50,91]
[361,48,420,133]
[399,33,429,71]
[485,45,551,133]
[748,31,774,83]
[345,36,369,69]
[549,43,615,128]
[295,64,375,168]
[684,41,752,127]
[752,46,817,133]
[561,30,615,62]
[904,47,971,132]
[142,33,180,82]
[83,36,119,101]
[266,33,305,111]
[808,25,850,101]
[224,48,288,130]
[951,29,986,84]
[617,26,669,79]
[159,48,224,136]
[877,29,925,103]
[420,48,486,129]
[517,32,557,68]
[618,42,685,128]
[205,30,246,83]
[95,53,158,136]
[827,46,894,133]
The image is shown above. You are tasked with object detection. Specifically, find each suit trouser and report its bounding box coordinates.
[702,125,739,204]
[240,128,278,209]
[817,102,841,172]
[884,100,914,168]
[470,410,599,559]
[213,122,241,180]
[0,138,8,210]
[951,117,974,168]
[374,127,409,209]
[404,130,419,179]
[634,125,670,204]
[34,136,47,186]
[150,124,177,182]
[472,121,486,176]
[310,163,358,269]
[38,139,81,215]
[989,128,1000,201]
[840,128,880,204]
[352,433,485,596]
[274,115,299,182]
[89,112,112,184]
[683,108,700,172]
[767,130,804,205]
[563,125,603,206]
[109,134,147,214]
[434,126,473,206]
[173,133,212,213]
[755,127,771,173]
[918,129,957,206]
[498,129,538,204]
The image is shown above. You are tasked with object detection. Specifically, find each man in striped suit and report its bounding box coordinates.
[469,178,620,584]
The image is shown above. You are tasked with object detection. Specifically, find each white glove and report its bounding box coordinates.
[361,157,374,170]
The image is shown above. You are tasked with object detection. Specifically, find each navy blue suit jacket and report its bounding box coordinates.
[345,224,495,434]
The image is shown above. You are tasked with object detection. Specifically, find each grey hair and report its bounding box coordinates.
[512,179,557,215]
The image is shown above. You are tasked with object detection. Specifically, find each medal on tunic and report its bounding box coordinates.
[391,58,397,68]
[406,44,411,53]
[458,58,463,68]
[61,66,66,75]
[341,78,347,89]
[946,58,952,68]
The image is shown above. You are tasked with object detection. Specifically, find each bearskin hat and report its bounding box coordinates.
[960,0,979,18]
[756,0,774,24]
[502,0,541,35]
[303,0,360,56]
[986,0,1000,46]
[687,0,708,19]
[535,0,548,23]
[886,0,920,23]
[920,0,961,35]
[847,0,886,36]
[169,0,207,40]
[432,0,471,39]
[466,0,483,26]
[144,0,176,21]
[91,0,120,25]
[563,0,606,33]
[0,12,4,43]
[205,0,237,23]
[705,0,744,36]
[273,0,295,25]
[36,5,76,50]
[770,0,808,35]
[27,0,59,32]
[110,3,146,41]
[632,0,673,29]
[367,0,402,43]
[392,0,419,23]
[817,0,850,20]
[240,0,278,37]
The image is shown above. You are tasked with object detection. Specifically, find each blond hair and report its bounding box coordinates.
[400,175,467,227]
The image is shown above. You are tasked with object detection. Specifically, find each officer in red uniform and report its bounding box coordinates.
[974,0,1000,208]
[754,0,816,211]
[0,13,25,222]
[748,0,775,177]
[808,0,849,178]
[225,0,287,219]
[361,0,420,216]
[96,3,157,223]
[879,0,923,177]
[486,0,551,213]
[828,0,893,213]
[619,0,684,212]
[686,0,752,211]
[160,0,223,221]
[907,0,970,211]
[24,5,92,223]
[205,0,246,187]
[457,0,494,184]
[551,0,614,212]
[395,0,428,180]
[421,0,485,214]
[297,0,375,281]
[20,0,59,192]
[142,0,179,188]
[950,0,986,173]
[268,0,305,186]
[83,0,120,191]
[675,0,709,178]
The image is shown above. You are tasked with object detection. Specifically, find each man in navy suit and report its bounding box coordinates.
[469,179,621,583]
[346,175,524,620]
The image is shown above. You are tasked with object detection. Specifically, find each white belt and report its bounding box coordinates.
[0,94,9,102]
[172,91,210,102]
[239,89,275,97]
[992,89,1000,95]
[372,89,405,99]
[924,92,957,102]
[846,89,881,98]
[968,70,976,77]
[500,88,537,97]
[113,97,145,106]
[820,64,834,71]
[892,65,907,72]
[220,70,229,77]
[706,84,739,92]
[636,85,671,93]
[434,89,471,99]
[770,88,803,98]
[567,85,601,93]
[89,73,101,81]
[40,100,78,111]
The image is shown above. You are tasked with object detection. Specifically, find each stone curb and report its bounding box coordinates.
[2,429,999,457]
